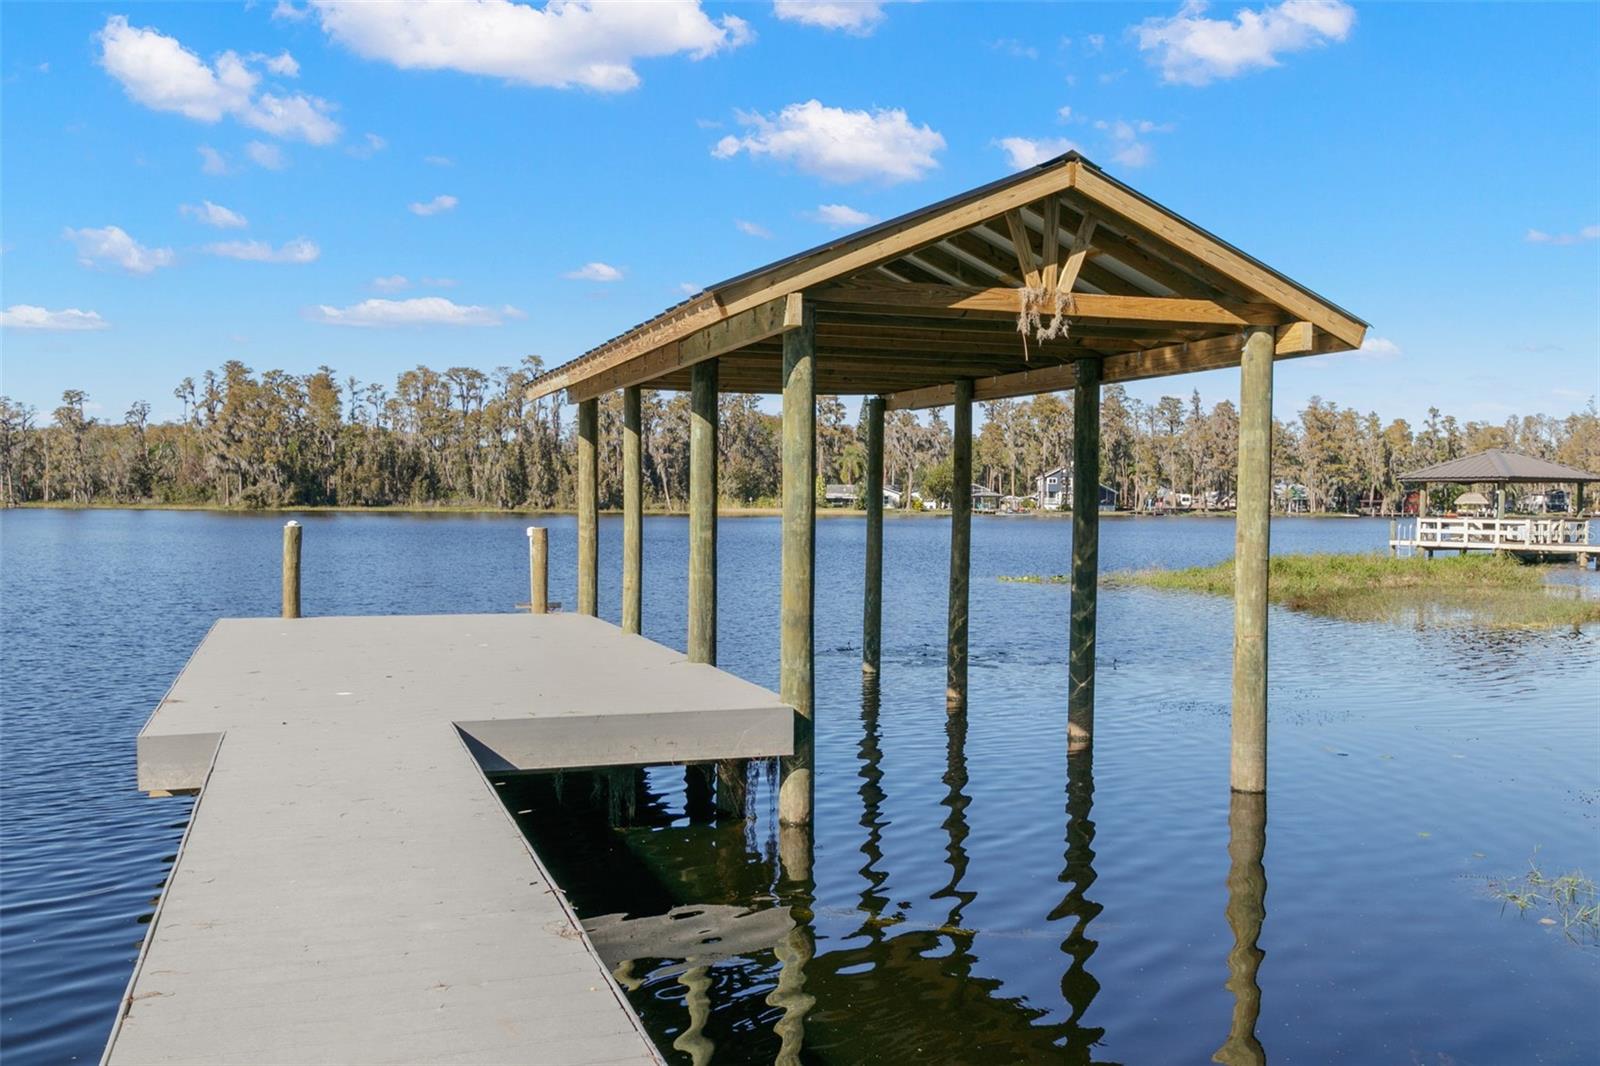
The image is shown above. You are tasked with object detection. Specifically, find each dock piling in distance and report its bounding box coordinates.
[1231,326,1274,794]
[862,396,885,675]
[281,520,301,619]
[576,398,599,617]
[622,386,643,635]
[946,379,973,710]
[1068,357,1101,753]
[526,526,549,615]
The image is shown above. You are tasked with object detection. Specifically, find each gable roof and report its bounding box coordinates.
[1399,449,1600,484]
[528,153,1368,405]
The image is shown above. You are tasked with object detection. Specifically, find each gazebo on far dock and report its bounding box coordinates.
[1391,448,1599,562]
[526,151,1370,820]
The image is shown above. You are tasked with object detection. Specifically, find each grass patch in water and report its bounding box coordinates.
[1001,552,1600,629]
[1487,855,1600,946]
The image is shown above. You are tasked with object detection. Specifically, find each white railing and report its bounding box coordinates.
[1392,516,1591,548]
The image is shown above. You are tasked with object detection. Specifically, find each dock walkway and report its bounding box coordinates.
[106,613,792,1065]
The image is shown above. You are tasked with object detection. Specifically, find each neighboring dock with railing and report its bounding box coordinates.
[1389,514,1594,564]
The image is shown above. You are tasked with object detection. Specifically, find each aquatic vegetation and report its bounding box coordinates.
[1486,855,1599,946]
[1003,553,1600,629]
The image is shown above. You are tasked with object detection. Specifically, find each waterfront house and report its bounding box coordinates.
[823,483,859,507]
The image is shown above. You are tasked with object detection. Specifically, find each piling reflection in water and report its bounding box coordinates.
[1214,791,1268,1066]
[1050,750,1107,1061]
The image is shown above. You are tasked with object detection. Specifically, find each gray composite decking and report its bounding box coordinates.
[105,612,794,1066]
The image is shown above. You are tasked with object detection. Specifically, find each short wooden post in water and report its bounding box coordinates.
[778,303,817,826]
[576,398,599,617]
[1388,518,1398,558]
[862,396,885,676]
[688,361,718,663]
[1068,357,1102,753]
[622,386,643,635]
[1231,327,1274,794]
[281,520,302,619]
[526,526,548,614]
[946,379,973,710]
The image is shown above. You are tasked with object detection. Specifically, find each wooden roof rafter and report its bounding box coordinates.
[528,153,1367,405]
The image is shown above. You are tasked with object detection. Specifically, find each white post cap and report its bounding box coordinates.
[285,520,300,528]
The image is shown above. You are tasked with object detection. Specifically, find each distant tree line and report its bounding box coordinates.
[1,358,1596,514]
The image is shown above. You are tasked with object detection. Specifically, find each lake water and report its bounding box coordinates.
[1,508,1596,1064]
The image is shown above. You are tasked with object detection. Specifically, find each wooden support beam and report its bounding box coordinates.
[947,378,973,710]
[862,395,885,676]
[688,362,718,664]
[527,525,548,615]
[1057,214,1098,297]
[884,328,1333,411]
[1040,198,1061,293]
[813,282,1285,328]
[565,294,804,401]
[1004,210,1042,290]
[622,386,643,635]
[1068,358,1100,753]
[778,303,817,826]
[1231,326,1273,794]
[576,398,599,617]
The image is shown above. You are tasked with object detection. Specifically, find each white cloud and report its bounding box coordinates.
[735,219,772,238]
[564,261,623,282]
[309,296,521,327]
[678,282,702,296]
[1057,105,1073,121]
[421,276,458,287]
[97,16,341,143]
[713,99,944,184]
[349,132,386,158]
[198,145,232,174]
[180,200,248,228]
[307,0,751,93]
[423,154,454,166]
[1093,118,1173,168]
[994,136,1079,170]
[246,141,287,169]
[1354,335,1401,362]
[272,1,309,20]
[206,238,320,263]
[1525,225,1600,246]
[254,50,300,77]
[808,203,873,228]
[371,274,409,290]
[63,225,175,274]
[409,194,458,216]
[772,1,887,35]
[1135,0,1356,86]
[1,305,110,331]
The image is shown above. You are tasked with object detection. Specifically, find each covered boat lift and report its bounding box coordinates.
[526,152,1370,819]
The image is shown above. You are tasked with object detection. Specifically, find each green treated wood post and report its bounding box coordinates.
[688,361,718,663]
[779,303,816,826]
[1215,790,1268,1066]
[576,398,599,617]
[862,396,885,675]
[622,386,643,635]
[1231,327,1273,794]
[946,379,973,710]
[1068,357,1101,753]
[526,526,548,614]
[281,520,301,619]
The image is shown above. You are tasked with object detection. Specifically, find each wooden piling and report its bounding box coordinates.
[622,386,642,635]
[778,303,816,826]
[1231,327,1273,794]
[688,362,718,663]
[862,396,885,676]
[281,520,301,619]
[526,526,548,614]
[1068,357,1101,753]
[947,379,973,710]
[1215,790,1268,1066]
[576,398,599,617]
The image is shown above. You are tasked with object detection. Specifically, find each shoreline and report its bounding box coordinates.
[5,501,1388,520]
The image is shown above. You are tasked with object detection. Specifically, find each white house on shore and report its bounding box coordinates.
[1035,467,1118,511]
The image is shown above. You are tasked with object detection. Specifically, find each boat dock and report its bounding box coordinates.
[105,612,793,1065]
[1388,515,1594,563]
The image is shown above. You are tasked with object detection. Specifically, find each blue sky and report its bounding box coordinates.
[2,0,1596,428]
